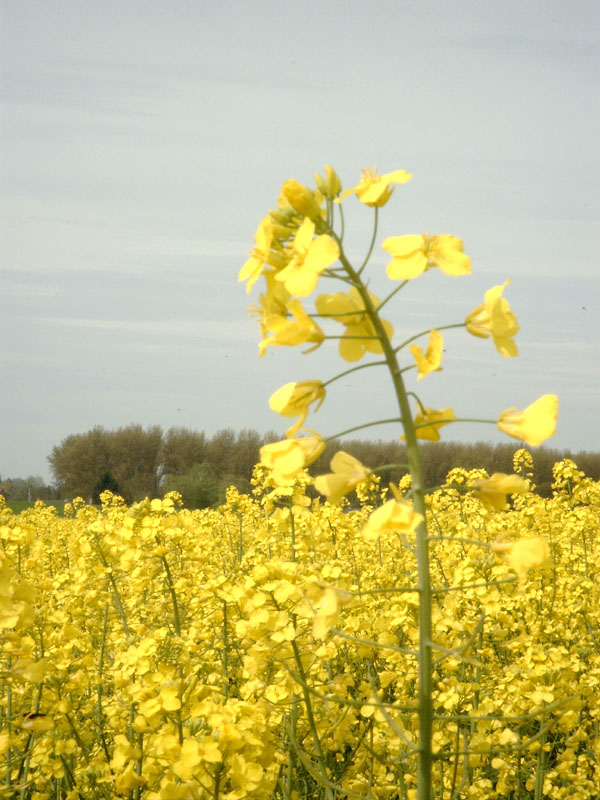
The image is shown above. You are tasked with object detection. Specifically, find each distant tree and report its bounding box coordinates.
[0,476,58,502]
[231,429,264,481]
[47,423,600,505]
[49,426,111,500]
[162,463,219,509]
[92,472,121,504]
[206,429,237,479]
[109,424,163,501]
[49,424,162,502]
[160,427,207,477]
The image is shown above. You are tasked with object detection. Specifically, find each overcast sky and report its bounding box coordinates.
[1,0,599,484]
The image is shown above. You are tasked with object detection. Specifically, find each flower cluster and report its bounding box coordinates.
[239,166,558,513]
[237,164,563,798]
[0,461,598,798]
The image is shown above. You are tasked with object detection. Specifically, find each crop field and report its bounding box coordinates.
[3,164,598,799]
[1,456,599,799]
[4,502,66,517]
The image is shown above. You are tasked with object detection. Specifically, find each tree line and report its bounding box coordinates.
[3,425,598,509]
[46,425,274,505]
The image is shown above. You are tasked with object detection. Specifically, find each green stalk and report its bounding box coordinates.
[322,359,386,388]
[96,602,111,764]
[286,697,298,799]
[324,417,402,442]
[160,553,182,637]
[393,322,466,353]
[290,640,334,800]
[376,279,409,312]
[134,731,144,800]
[5,655,12,791]
[93,535,131,640]
[238,514,244,563]
[288,500,296,563]
[336,247,434,800]
[357,207,379,275]
[222,599,230,699]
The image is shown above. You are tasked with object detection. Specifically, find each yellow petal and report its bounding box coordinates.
[497,395,558,447]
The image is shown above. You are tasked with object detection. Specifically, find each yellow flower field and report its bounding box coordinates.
[1,455,599,799]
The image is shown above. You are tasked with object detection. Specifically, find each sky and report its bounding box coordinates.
[1,0,599,484]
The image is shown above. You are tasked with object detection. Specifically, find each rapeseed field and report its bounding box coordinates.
[3,165,597,798]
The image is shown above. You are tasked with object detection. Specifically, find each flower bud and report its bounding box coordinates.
[318,165,341,198]
[281,179,322,220]
[314,172,328,196]
[325,164,342,197]
[270,223,293,240]
[270,208,295,225]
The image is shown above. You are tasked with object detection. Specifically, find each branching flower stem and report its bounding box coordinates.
[323,417,403,442]
[335,244,434,800]
[394,322,466,353]
[357,207,379,276]
[322,359,386,389]
[290,639,335,800]
[376,279,409,312]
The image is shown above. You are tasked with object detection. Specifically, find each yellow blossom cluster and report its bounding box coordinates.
[1,460,599,798]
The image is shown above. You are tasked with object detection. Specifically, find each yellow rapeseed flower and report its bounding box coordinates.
[258,299,325,357]
[337,167,412,207]
[269,380,326,438]
[274,217,339,297]
[363,499,423,541]
[382,234,471,280]
[407,407,457,441]
[497,395,558,447]
[315,287,393,362]
[314,452,371,504]
[314,164,342,199]
[280,179,323,220]
[249,270,291,338]
[259,435,325,486]
[470,473,530,511]
[409,330,443,380]
[238,217,273,293]
[492,536,550,579]
[465,280,519,357]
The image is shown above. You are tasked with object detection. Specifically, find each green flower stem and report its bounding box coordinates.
[323,334,381,340]
[65,712,90,761]
[289,499,296,562]
[376,279,409,312]
[336,247,434,800]
[290,639,334,800]
[426,536,492,547]
[413,417,497,432]
[393,322,466,354]
[4,655,12,790]
[330,627,417,658]
[323,417,403,442]
[322,270,355,285]
[97,602,111,764]
[338,201,345,242]
[430,577,517,595]
[286,697,298,799]
[312,309,374,318]
[222,600,230,698]
[237,514,244,563]
[160,553,182,637]
[357,207,379,275]
[322,359,386,389]
[15,685,44,791]
[369,462,411,475]
[93,535,132,641]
